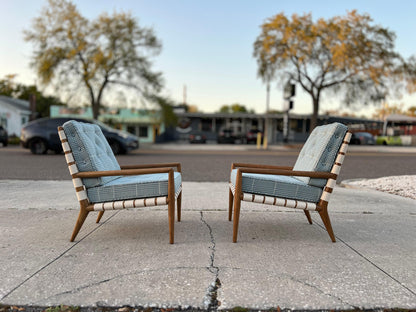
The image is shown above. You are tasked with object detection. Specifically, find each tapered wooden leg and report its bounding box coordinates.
[96,211,104,223]
[232,170,243,243]
[319,208,336,242]
[168,170,175,244]
[177,191,182,222]
[232,193,242,243]
[70,208,89,242]
[304,210,313,224]
[228,188,234,221]
[168,199,175,244]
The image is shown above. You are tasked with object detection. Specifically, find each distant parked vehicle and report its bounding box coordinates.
[20,117,139,155]
[376,135,402,146]
[189,131,207,144]
[350,132,376,145]
[217,128,239,144]
[245,129,263,144]
[0,125,8,146]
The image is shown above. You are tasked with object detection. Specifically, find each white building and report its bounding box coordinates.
[0,96,32,136]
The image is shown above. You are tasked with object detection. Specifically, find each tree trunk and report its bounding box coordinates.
[93,79,108,120]
[85,81,99,120]
[310,93,320,132]
[92,101,99,120]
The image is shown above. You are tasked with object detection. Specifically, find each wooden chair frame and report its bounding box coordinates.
[229,131,351,243]
[58,126,182,244]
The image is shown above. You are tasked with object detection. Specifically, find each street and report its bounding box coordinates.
[1,144,415,182]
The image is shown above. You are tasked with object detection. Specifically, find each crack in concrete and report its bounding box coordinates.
[313,216,416,297]
[0,211,120,302]
[220,266,356,309]
[200,211,221,311]
[39,266,203,305]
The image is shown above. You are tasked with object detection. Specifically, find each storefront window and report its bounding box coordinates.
[139,126,148,138]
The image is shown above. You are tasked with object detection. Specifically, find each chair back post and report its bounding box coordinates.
[317,131,352,210]
[58,126,90,208]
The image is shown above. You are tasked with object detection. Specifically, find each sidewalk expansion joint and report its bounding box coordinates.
[0,211,120,302]
[200,211,221,311]
[313,216,416,297]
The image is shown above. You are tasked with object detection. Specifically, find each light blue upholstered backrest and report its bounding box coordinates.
[293,122,348,188]
[63,120,120,188]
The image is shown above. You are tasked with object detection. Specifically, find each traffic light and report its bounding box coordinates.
[284,81,296,99]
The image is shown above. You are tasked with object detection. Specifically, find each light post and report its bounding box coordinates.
[283,80,295,143]
[262,82,270,149]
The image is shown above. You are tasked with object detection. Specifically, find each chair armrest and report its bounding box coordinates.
[120,163,181,172]
[73,167,174,178]
[232,162,293,170]
[236,167,337,180]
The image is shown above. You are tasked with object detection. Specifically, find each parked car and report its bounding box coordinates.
[20,117,139,155]
[0,125,8,146]
[245,129,263,144]
[376,135,402,146]
[189,131,206,144]
[217,128,238,144]
[350,132,376,145]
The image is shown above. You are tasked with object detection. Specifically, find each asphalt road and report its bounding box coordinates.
[1,144,415,182]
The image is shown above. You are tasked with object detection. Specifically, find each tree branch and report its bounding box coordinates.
[107,79,144,93]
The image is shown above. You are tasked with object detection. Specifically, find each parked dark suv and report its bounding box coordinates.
[217,128,240,144]
[20,117,139,155]
[350,132,376,145]
[0,125,7,146]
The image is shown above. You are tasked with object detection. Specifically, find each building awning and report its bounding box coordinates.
[385,114,416,123]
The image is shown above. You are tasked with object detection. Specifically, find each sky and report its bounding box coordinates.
[1,0,416,116]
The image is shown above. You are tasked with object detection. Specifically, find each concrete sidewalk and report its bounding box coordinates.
[1,180,415,310]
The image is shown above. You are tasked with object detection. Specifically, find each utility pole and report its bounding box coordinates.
[29,93,37,121]
[262,82,270,149]
[183,84,187,106]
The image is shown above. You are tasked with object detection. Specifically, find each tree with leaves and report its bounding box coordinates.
[372,102,405,119]
[219,103,252,113]
[254,10,414,130]
[24,0,163,119]
[0,75,64,118]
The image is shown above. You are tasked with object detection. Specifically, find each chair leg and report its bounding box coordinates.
[168,170,175,244]
[232,170,243,243]
[96,211,104,223]
[232,192,242,243]
[70,208,89,242]
[168,199,175,244]
[304,210,313,224]
[177,191,182,222]
[228,188,234,221]
[319,208,336,242]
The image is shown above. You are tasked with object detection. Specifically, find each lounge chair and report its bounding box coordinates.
[58,120,182,244]
[229,122,351,242]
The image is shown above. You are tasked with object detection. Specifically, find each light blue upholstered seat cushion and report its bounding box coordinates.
[293,122,348,188]
[63,120,120,188]
[87,172,182,203]
[230,169,323,203]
